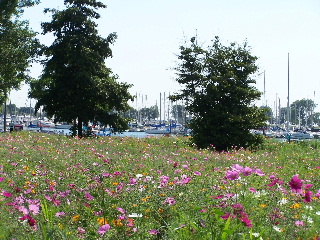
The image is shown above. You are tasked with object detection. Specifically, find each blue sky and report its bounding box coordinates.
[9,0,320,113]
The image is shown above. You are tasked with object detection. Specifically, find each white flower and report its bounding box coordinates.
[305,205,313,210]
[316,211,320,215]
[136,174,143,179]
[273,226,282,232]
[278,198,288,205]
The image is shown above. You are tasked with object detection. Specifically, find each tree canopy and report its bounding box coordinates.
[0,0,39,103]
[170,36,267,151]
[29,0,133,137]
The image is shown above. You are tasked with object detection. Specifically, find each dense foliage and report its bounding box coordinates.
[171,36,267,151]
[0,0,39,104]
[29,0,133,137]
[0,132,319,239]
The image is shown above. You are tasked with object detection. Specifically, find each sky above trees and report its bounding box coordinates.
[9,0,320,112]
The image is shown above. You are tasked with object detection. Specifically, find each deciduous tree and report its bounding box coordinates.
[170,36,267,151]
[0,0,40,131]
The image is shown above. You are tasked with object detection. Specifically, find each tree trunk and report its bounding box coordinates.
[77,116,83,138]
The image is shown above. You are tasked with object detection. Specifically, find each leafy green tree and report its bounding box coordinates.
[30,0,133,137]
[260,105,273,124]
[170,36,267,151]
[171,104,185,124]
[0,0,40,131]
[290,99,316,127]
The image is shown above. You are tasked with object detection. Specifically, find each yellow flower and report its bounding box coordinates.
[290,203,301,209]
[259,204,267,208]
[97,218,108,226]
[112,182,119,185]
[72,214,80,222]
[158,208,164,214]
[23,166,29,171]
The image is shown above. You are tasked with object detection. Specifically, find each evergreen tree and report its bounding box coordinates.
[171,36,267,151]
[30,0,133,137]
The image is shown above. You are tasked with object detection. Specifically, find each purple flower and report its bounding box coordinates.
[84,192,94,201]
[148,229,159,235]
[98,224,110,235]
[289,174,303,193]
[225,170,239,180]
[253,169,265,176]
[241,167,253,176]
[163,197,176,206]
[193,171,201,176]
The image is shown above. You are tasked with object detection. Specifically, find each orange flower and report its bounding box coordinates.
[97,218,108,226]
[72,214,80,222]
[112,219,123,227]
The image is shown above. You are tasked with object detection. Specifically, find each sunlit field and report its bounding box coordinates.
[0,132,319,239]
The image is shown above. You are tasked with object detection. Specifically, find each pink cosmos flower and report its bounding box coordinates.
[78,227,86,234]
[0,177,4,182]
[3,191,12,197]
[289,174,303,193]
[98,224,111,235]
[241,167,253,176]
[193,171,201,176]
[225,170,239,180]
[304,191,313,202]
[253,169,265,176]
[55,212,66,217]
[148,229,159,235]
[116,207,126,214]
[28,204,40,215]
[163,197,176,206]
[84,192,94,201]
[295,220,304,227]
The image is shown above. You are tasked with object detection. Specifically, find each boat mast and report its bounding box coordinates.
[286,53,290,131]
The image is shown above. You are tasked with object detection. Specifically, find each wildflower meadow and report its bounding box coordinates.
[0,132,319,239]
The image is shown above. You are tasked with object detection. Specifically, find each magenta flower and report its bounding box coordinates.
[19,214,36,226]
[3,191,12,197]
[289,174,303,193]
[98,224,111,235]
[241,167,253,176]
[225,170,239,180]
[304,190,313,202]
[148,229,159,235]
[0,177,4,182]
[84,192,94,201]
[193,171,201,176]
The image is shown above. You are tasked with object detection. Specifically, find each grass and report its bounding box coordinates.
[0,131,319,239]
